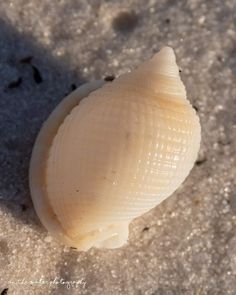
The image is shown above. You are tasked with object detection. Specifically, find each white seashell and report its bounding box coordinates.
[29,47,201,251]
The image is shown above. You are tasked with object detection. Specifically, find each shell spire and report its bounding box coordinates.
[152,46,179,77]
[99,46,186,101]
[141,46,186,99]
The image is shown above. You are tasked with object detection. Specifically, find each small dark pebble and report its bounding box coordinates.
[218,139,231,146]
[112,11,139,33]
[32,65,43,84]
[1,288,8,295]
[179,69,182,73]
[20,56,33,64]
[193,198,201,206]
[104,75,115,82]
[165,18,171,24]
[70,247,77,250]
[193,105,199,112]
[64,84,77,96]
[70,83,77,91]
[142,226,150,232]
[6,77,22,89]
[195,158,207,166]
[21,204,28,211]
[217,55,223,62]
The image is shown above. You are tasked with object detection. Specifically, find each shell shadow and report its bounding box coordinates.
[0,12,146,294]
[0,18,86,230]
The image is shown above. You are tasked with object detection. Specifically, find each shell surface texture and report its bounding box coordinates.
[29,47,201,251]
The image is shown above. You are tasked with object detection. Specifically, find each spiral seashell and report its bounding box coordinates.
[29,47,201,251]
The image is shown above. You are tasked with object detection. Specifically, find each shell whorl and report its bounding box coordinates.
[30,47,201,250]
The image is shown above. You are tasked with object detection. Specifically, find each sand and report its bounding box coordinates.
[0,0,236,294]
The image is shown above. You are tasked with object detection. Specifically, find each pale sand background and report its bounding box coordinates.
[0,1,236,294]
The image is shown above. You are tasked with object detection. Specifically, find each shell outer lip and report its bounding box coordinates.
[29,80,106,249]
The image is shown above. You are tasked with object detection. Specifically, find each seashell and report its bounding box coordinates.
[29,47,201,251]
